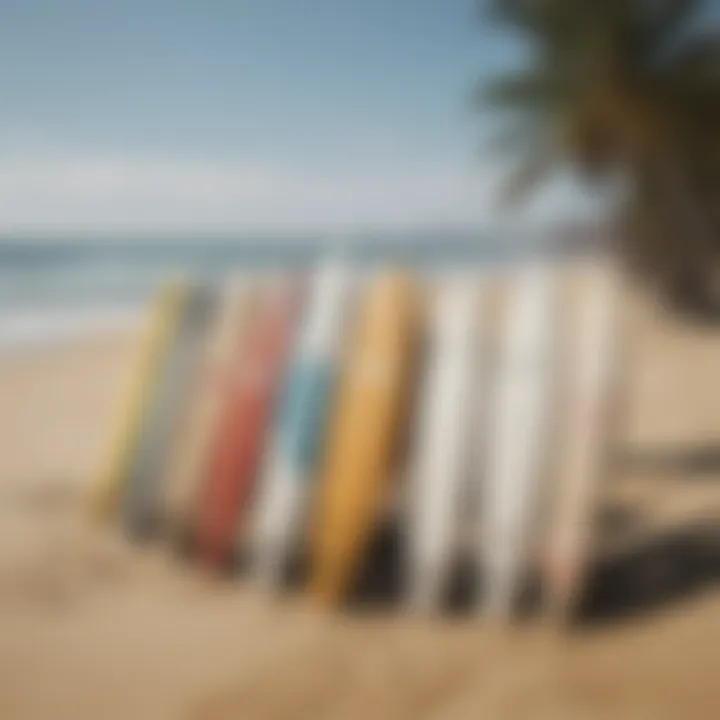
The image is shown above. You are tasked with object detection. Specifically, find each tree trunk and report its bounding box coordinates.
[597,87,720,319]
[651,153,720,320]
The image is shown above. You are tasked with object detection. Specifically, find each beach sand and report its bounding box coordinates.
[0,289,718,719]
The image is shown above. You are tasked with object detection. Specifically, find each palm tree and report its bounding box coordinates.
[480,0,720,315]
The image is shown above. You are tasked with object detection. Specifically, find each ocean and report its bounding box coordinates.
[0,232,566,353]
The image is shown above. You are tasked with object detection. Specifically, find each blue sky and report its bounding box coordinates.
[0,0,590,235]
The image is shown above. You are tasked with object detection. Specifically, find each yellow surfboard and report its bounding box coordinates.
[160,279,255,547]
[310,270,418,605]
[89,281,188,521]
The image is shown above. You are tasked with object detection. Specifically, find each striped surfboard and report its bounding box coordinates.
[122,284,216,539]
[89,281,187,522]
[160,279,255,550]
[253,261,353,587]
[195,277,300,571]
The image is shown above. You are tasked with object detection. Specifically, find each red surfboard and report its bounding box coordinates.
[195,277,300,570]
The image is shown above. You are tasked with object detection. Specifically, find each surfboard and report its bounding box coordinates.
[195,277,300,571]
[543,262,621,621]
[89,281,187,522]
[122,283,217,539]
[310,270,418,606]
[160,279,255,550]
[252,261,353,587]
[482,264,558,618]
[407,275,485,612]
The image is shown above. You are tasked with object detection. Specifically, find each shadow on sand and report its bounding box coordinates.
[348,519,487,615]
[579,519,719,626]
[345,516,719,627]
[617,441,720,478]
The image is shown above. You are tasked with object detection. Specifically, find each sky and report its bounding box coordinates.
[0,0,595,236]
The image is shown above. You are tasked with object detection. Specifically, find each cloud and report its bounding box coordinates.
[0,151,601,235]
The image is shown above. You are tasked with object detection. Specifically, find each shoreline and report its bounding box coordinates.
[0,256,588,358]
[0,305,142,358]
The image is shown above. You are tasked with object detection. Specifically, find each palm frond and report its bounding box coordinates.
[634,0,703,52]
[664,32,720,86]
[482,118,549,157]
[477,0,720,313]
[479,68,571,111]
[498,140,561,205]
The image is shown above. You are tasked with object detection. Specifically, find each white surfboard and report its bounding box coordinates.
[252,260,352,587]
[407,275,485,612]
[544,262,621,621]
[482,263,558,618]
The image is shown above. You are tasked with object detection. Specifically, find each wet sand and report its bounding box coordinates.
[0,289,718,719]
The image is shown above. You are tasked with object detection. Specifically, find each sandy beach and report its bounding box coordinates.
[0,287,719,720]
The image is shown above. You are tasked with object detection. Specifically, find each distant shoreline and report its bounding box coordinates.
[0,305,141,357]
[0,237,603,356]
